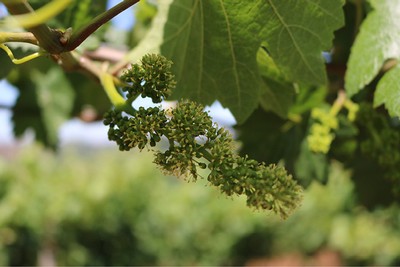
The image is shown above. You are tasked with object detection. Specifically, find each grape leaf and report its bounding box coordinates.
[12,66,74,147]
[160,0,344,123]
[31,67,75,147]
[345,0,400,98]
[374,65,400,117]
[12,79,48,144]
[262,0,345,85]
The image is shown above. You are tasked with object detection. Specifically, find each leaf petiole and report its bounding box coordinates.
[100,72,125,107]
[99,72,135,114]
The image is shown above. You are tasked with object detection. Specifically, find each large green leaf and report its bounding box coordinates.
[160,0,344,123]
[161,0,264,123]
[345,0,400,100]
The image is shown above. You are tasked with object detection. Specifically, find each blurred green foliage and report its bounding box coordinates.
[0,144,267,265]
[1,0,400,265]
[0,145,399,265]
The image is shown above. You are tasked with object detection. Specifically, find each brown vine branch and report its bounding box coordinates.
[64,0,140,51]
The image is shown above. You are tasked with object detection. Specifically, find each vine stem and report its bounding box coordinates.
[64,0,140,51]
[2,0,140,110]
[3,0,140,54]
[330,90,346,116]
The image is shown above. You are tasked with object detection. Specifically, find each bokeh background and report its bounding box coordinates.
[0,1,400,266]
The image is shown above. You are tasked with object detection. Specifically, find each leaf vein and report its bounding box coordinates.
[218,0,241,109]
[268,0,320,81]
[304,0,342,24]
[198,1,204,100]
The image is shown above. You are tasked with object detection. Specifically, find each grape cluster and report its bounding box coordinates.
[307,107,338,153]
[104,107,167,151]
[207,150,302,218]
[103,54,303,218]
[307,96,359,154]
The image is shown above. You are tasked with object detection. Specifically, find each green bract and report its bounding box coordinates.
[104,53,303,218]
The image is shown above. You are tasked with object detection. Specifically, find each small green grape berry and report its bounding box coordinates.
[121,54,176,103]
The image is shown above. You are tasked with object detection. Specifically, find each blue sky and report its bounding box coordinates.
[0,80,18,144]
[0,1,235,145]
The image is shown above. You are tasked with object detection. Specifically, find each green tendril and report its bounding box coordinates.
[0,43,45,64]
